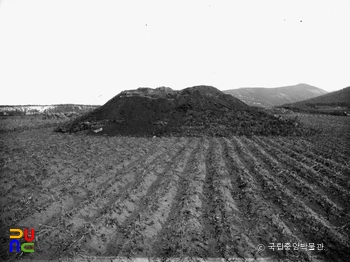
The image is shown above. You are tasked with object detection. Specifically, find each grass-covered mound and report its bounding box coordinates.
[56,86,317,137]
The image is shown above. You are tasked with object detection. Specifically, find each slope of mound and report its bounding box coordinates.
[281,86,350,115]
[56,85,316,137]
[223,83,327,107]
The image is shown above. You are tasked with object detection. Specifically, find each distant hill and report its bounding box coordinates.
[223,83,327,107]
[280,86,350,115]
[0,104,99,116]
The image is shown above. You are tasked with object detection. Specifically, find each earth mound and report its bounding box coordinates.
[56,85,315,136]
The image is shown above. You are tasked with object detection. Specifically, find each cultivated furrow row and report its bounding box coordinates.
[259,136,349,187]
[240,136,344,223]
[32,138,185,257]
[154,138,210,259]
[16,137,171,231]
[2,134,155,226]
[304,137,350,167]
[203,138,256,259]
[107,138,201,257]
[252,136,350,209]
[232,137,350,261]
[273,137,350,177]
[222,137,312,261]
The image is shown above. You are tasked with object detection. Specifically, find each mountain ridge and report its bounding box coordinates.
[223,83,327,107]
[280,86,350,115]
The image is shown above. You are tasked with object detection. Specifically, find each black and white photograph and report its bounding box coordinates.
[0,0,349,261]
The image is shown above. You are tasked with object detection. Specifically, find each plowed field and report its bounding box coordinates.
[0,115,349,261]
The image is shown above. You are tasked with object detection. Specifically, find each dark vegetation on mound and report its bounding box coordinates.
[55,86,317,137]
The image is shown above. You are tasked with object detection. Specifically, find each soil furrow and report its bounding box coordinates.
[152,138,210,259]
[102,138,200,257]
[260,136,349,187]
[2,113,349,262]
[222,137,312,261]
[274,137,350,176]
[302,137,349,167]
[100,137,188,223]
[77,137,189,256]
[15,137,167,231]
[240,136,344,223]
[53,137,189,257]
[42,136,154,194]
[202,137,257,259]
[1,134,155,226]
[22,138,182,259]
[232,136,350,261]
[252,136,350,209]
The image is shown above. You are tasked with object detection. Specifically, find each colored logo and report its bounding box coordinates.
[9,228,35,253]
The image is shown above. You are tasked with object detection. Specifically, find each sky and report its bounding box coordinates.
[0,0,349,105]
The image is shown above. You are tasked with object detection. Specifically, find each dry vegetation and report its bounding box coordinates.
[0,114,349,261]
[0,115,68,133]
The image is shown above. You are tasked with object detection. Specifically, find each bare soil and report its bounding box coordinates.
[0,115,349,261]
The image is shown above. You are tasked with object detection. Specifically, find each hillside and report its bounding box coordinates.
[0,104,99,116]
[281,86,350,115]
[56,85,315,137]
[223,83,327,107]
